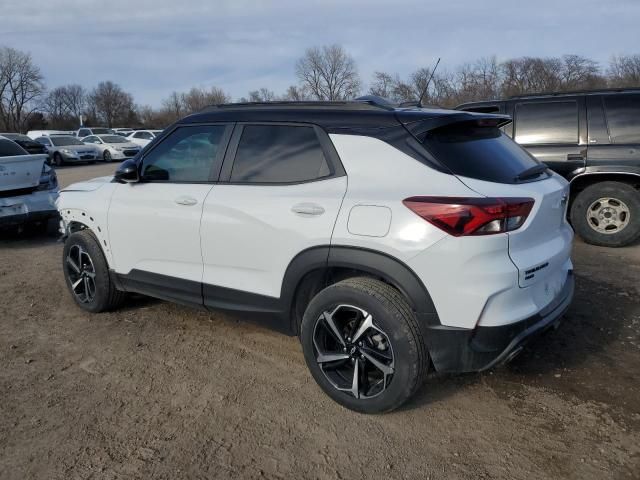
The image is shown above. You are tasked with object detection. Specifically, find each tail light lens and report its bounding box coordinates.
[403,196,534,236]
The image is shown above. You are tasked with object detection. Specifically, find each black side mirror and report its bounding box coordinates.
[114,159,139,183]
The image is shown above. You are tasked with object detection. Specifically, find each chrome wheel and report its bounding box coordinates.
[587,197,630,234]
[65,244,96,303]
[313,304,394,399]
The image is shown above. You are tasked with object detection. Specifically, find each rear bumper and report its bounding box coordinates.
[425,270,574,373]
[0,190,59,227]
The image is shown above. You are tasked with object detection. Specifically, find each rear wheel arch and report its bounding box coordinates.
[283,246,440,334]
[569,172,640,196]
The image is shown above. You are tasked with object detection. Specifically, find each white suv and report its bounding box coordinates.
[56,99,574,413]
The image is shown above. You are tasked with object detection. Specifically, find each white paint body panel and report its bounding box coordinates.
[108,182,214,282]
[200,177,347,297]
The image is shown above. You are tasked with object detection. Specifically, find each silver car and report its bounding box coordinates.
[81,134,141,162]
[35,135,100,166]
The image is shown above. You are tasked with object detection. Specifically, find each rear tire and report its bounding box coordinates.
[300,277,428,413]
[570,181,640,247]
[62,230,125,312]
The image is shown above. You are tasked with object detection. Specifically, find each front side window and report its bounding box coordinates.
[514,101,578,145]
[83,136,99,144]
[141,125,227,182]
[603,94,640,144]
[36,137,51,146]
[230,125,331,183]
[51,136,85,146]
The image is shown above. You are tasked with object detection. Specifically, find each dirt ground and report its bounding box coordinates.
[1,163,639,479]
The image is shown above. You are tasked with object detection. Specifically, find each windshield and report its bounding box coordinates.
[51,136,85,146]
[1,133,31,141]
[422,123,545,184]
[92,128,114,134]
[99,135,127,143]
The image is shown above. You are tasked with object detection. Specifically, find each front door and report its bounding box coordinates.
[108,123,232,305]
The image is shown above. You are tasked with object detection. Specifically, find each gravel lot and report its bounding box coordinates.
[1,162,639,479]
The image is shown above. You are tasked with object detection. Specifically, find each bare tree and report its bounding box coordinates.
[608,54,640,87]
[282,85,311,101]
[61,84,86,119]
[369,72,403,101]
[161,91,183,120]
[87,81,135,127]
[241,88,277,102]
[180,86,230,113]
[0,46,45,131]
[456,56,501,103]
[296,45,360,100]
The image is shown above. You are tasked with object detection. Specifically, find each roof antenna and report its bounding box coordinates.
[417,57,440,108]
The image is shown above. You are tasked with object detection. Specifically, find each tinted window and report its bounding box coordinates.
[135,132,152,140]
[231,125,330,183]
[99,135,126,143]
[514,101,578,144]
[422,123,544,184]
[78,129,90,137]
[83,136,99,143]
[141,125,227,182]
[603,95,640,144]
[92,128,113,134]
[587,97,609,144]
[35,137,51,146]
[0,139,28,156]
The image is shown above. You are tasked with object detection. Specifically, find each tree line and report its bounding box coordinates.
[1,44,639,132]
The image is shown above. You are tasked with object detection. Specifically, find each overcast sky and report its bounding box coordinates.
[1,0,638,106]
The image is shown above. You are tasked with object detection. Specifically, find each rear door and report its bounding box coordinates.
[511,97,587,178]
[200,123,347,304]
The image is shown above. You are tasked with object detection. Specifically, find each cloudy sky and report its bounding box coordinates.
[1,0,638,106]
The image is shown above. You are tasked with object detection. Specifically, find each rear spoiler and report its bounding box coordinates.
[398,111,512,140]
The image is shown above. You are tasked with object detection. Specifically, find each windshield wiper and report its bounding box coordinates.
[515,164,548,182]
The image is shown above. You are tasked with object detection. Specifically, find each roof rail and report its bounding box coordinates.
[509,87,640,99]
[203,98,396,112]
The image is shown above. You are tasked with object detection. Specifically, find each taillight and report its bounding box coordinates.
[403,196,534,236]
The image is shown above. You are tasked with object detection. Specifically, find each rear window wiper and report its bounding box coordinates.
[514,164,548,182]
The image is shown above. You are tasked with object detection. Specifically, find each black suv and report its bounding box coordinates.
[457,89,640,247]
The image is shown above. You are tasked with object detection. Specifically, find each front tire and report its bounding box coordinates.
[103,150,112,162]
[300,277,428,413]
[570,181,640,247]
[62,230,125,312]
[53,153,64,167]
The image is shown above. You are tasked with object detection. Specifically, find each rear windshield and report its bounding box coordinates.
[91,128,114,134]
[422,123,544,184]
[51,136,85,146]
[0,138,28,156]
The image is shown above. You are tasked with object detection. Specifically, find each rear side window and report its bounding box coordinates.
[0,139,28,156]
[422,123,543,184]
[230,125,331,183]
[514,101,578,144]
[603,95,640,144]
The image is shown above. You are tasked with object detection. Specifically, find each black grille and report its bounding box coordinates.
[123,150,138,157]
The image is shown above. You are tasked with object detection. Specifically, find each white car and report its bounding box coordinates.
[82,134,142,162]
[56,99,574,413]
[126,129,163,148]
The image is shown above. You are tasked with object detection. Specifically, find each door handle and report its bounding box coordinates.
[291,203,325,216]
[567,153,585,161]
[175,196,198,206]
